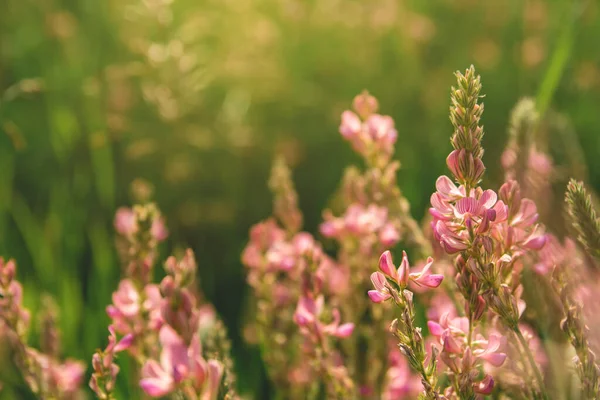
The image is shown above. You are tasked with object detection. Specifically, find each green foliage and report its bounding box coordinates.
[566,179,600,262]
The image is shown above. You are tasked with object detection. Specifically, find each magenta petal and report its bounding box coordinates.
[455,197,479,217]
[475,375,494,395]
[335,323,355,338]
[339,111,361,139]
[435,175,461,198]
[416,274,444,288]
[442,333,462,354]
[379,251,397,280]
[524,233,546,250]
[114,333,134,353]
[427,321,444,337]
[482,352,507,367]
[204,360,224,400]
[368,290,390,303]
[440,235,468,254]
[140,378,173,397]
[479,189,498,209]
[140,361,173,397]
[370,272,387,291]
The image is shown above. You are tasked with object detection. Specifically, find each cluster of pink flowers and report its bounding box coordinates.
[5,66,600,400]
[0,258,85,399]
[427,314,506,396]
[89,327,133,398]
[369,250,443,304]
[382,347,421,400]
[321,204,400,251]
[113,204,168,284]
[430,177,545,256]
[90,203,231,399]
[339,92,398,165]
[242,210,356,395]
[242,91,428,398]
[140,325,223,398]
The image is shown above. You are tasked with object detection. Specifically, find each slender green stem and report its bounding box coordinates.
[467,314,474,347]
[512,329,538,400]
[514,328,549,400]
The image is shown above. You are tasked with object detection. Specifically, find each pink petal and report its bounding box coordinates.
[446,150,461,178]
[427,321,444,337]
[435,176,462,199]
[415,274,444,288]
[339,111,362,139]
[159,326,188,376]
[485,334,503,353]
[201,360,224,400]
[475,375,494,395]
[140,360,174,397]
[398,251,410,287]
[440,235,468,254]
[335,323,355,338]
[368,290,390,303]
[479,189,498,209]
[523,233,546,250]
[455,197,480,217]
[379,251,398,280]
[430,193,454,217]
[442,333,462,354]
[481,352,507,367]
[493,200,509,222]
[114,333,134,353]
[379,224,400,247]
[370,271,387,292]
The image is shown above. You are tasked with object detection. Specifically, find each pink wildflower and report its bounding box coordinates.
[293,296,354,339]
[140,325,223,398]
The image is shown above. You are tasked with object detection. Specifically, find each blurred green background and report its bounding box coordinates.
[1,0,599,397]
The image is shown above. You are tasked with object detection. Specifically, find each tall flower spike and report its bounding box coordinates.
[565,179,600,262]
[502,98,538,182]
[448,65,486,188]
[268,155,303,234]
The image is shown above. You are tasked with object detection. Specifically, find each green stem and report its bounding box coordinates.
[467,311,474,347]
[512,330,538,400]
[514,327,549,400]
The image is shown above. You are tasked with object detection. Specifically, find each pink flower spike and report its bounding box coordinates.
[379,251,398,281]
[410,258,443,288]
